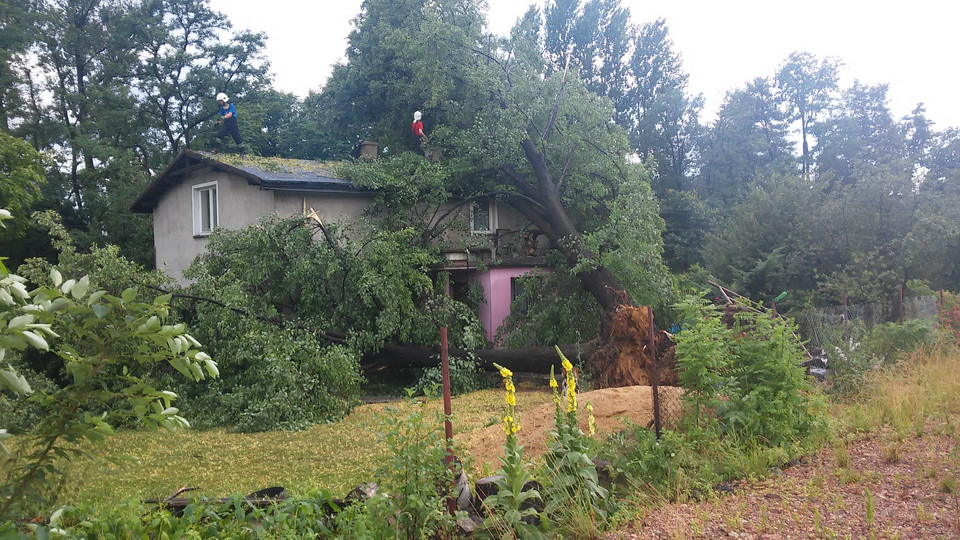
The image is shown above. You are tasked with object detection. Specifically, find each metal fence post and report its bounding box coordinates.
[440,275,455,515]
[648,306,661,439]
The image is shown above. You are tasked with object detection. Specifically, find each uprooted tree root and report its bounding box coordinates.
[586,304,679,389]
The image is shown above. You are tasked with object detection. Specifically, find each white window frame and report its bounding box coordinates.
[192,181,219,236]
[470,198,497,234]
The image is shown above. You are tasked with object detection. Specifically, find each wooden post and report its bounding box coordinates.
[648,307,661,439]
[440,274,455,515]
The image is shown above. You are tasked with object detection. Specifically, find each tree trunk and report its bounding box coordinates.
[363,342,600,373]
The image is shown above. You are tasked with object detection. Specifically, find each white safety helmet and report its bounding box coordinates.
[413,111,422,121]
[216,92,229,102]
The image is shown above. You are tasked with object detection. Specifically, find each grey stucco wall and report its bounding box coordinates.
[153,169,274,284]
[274,192,372,226]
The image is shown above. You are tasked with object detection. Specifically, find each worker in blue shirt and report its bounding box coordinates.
[213,92,242,152]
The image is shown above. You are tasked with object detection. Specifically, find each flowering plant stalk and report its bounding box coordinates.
[543,347,608,528]
[479,364,545,538]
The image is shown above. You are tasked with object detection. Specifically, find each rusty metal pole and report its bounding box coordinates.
[648,306,661,439]
[440,274,455,515]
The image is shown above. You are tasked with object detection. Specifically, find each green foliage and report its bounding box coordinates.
[18,210,173,295]
[368,390,461,539]
[0,133,45,242]
[169,330,364,432]
[27,495,342,538]
[410,353,488,396]
[673,295,824,447]
[829,319,937,397]
[602,422,822,514]
[178,213,494,431]
[0,208,216,521]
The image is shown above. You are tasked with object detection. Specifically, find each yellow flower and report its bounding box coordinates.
[549,377,558,388]
[587,403,596,436]
[506,381,515,393]
[561,358,573,373]
[499,367,513,379]
[506,392,516,406]
[512,423,521,434]
[566,373,577,412]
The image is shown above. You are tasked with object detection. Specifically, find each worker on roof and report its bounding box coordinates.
[411,110,427,156]
[213,92,242,153]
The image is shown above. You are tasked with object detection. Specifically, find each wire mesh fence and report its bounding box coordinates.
[794,295,939,352]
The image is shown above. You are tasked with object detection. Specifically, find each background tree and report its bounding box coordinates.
[0,134,45,242]
[776,51,840,179]
[133,0,269,162]
[695,77,794,207]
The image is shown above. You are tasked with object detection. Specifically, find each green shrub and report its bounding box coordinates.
[674,295,823,447]
[169,327,363,432]
[830,319,936,397]
[410,353,488,396]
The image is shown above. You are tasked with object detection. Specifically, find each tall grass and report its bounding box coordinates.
[843,340,960,434]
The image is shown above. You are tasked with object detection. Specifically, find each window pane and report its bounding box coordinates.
[472,200,489,232]
[200,190,211,232]
[209,187,218,228]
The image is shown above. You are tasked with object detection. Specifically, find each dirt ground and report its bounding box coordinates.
[608,421,960,539]
[464,385,684,472]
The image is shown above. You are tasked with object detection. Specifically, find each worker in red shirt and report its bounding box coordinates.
[411,110,427,155]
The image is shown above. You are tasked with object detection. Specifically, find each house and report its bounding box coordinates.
[131,149,549,343]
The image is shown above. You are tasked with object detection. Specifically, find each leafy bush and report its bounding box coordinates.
[410,353,488,396]
[673,295,824,447]
[168,326,363,432]
[830,318,936,397]
[177,214,489,431]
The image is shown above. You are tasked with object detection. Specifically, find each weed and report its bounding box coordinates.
[724,512,743,531]
[882,442,900,464]
[836,468,861,484]
[940,475,957,494]
[833,440,850,468]
[864,487,874,526]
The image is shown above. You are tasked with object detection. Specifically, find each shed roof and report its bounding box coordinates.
[131,150,366,213]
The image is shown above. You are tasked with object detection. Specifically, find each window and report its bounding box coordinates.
[511,276,530,316]
[470,198,496,234]
[192,182,218,236]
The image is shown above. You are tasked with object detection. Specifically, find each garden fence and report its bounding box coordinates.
[795,294,939,352]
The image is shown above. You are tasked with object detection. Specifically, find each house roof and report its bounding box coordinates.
[131,149,367,213]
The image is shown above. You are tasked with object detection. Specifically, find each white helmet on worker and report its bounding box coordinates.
[413,111,422,121]
[216,92,229,102]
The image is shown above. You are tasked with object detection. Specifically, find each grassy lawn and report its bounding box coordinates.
[59,387,554,513]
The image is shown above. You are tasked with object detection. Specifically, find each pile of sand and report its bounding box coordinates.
[463,385,684,471]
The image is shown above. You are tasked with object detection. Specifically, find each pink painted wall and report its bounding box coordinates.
[477,267,535,343]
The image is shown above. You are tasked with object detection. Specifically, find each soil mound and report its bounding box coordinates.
[464,385,684,472]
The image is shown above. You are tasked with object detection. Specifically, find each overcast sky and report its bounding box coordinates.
[209,0,960,129]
